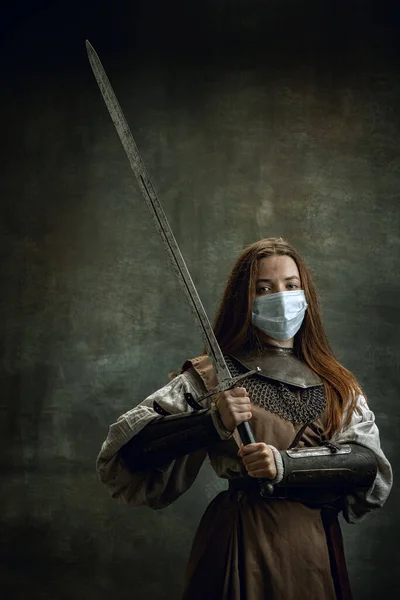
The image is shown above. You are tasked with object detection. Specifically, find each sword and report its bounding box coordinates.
[85,40,261,452]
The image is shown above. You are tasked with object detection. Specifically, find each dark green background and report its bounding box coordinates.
[1,1,398,598]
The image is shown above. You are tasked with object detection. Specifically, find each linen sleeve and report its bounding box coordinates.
[96,368,209,510]
[332,395,393,524]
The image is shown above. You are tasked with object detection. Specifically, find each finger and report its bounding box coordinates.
[224,394,251,405]
[226,400,252,410]
[248,469,271,478]
[244,458,271,471]
[240,443,265,456]
[242,453,265,466]
[229,387,249,397]
[237,444,244,457]
[230,405,252,414]
[241,446,269,458]
[235,412,252,423]
[243,452,271,467]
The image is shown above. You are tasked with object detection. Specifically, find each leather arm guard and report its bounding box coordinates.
[273,443,378,504]
[119,409,222,472]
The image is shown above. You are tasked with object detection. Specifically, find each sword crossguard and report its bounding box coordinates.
[153,368,261,416]
[196,367,261,403]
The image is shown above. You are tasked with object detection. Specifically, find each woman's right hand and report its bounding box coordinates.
[215,387,252,432]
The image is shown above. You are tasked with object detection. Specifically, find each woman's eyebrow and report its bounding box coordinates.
[256,276,300,283]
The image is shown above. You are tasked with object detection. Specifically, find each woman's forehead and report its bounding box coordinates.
[256,255,300,278]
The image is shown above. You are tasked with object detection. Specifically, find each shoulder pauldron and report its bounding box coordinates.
[231,346,322,389]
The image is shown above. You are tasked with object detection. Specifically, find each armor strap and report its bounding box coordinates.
[119,409,222,472]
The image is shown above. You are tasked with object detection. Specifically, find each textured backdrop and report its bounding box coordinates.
[1,1,399,599]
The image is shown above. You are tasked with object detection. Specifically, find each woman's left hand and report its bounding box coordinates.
[238,443,277,479]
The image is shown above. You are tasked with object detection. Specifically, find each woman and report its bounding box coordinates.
[96,238,392,600]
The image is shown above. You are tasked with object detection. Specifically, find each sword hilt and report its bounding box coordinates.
[153,367,275,497]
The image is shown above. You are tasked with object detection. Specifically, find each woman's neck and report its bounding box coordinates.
[257,332,294,349]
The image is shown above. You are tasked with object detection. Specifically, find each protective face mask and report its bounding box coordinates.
[251,290,308,341]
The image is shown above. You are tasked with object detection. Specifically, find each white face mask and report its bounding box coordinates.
[251,290,308,341]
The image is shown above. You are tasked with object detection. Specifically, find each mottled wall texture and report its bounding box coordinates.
[1,1,399,599]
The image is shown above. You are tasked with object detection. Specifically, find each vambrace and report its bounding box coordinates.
[273,443,378,504]
[119,409,222,472]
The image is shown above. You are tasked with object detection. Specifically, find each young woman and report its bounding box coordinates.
[96,238,392,600]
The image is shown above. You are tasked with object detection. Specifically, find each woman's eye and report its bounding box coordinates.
[257,286,271,294]
[287,283,298,289]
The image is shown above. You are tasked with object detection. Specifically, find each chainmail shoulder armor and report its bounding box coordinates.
[225,354,326,425]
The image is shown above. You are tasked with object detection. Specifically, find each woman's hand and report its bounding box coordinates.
[215,387,252,432]
[238,443,277,479]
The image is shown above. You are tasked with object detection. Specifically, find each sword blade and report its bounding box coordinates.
[86,41,257,448]
[86,40,231,382]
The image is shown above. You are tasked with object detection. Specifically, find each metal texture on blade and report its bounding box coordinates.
[85,40,231,383]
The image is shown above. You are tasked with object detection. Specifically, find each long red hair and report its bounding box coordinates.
[213,237,362,438]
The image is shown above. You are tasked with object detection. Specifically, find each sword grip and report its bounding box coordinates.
[237,421,256,445]
[237,422,275,497]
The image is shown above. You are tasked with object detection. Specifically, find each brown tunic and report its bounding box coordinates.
[96,352,391,598]
[181,356,337,600]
